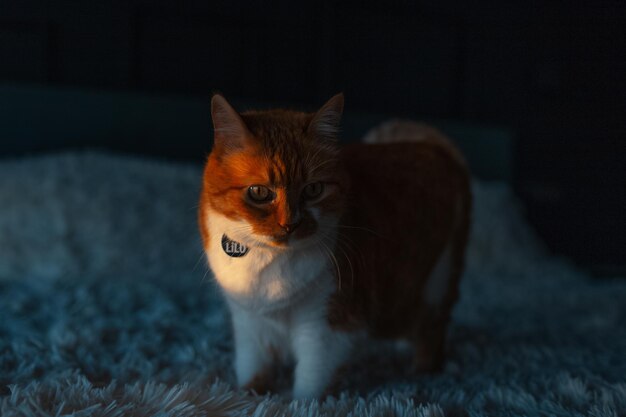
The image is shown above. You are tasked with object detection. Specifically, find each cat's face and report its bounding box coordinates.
[201,94,348,249]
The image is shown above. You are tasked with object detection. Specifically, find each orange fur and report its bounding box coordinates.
[329,139,471,370]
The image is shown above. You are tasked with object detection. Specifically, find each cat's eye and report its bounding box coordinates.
[302,182,324,200]
[247,185,274,203]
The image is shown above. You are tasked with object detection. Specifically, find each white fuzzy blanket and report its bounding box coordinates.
[0,153,624,416]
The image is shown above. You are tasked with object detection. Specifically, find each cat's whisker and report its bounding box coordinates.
[228,224,256,236]
[308,158,339,175]
[229,227,252,235]
[309,240,334,293]
[333,231,367,271]
[318,239,342,292]
[199,263,212,286]
[316,220,367,276]
[333,242,362,276]
[335,224,384,238]
[320,233,355,291]
[192,250,207,274]
[227,225,277,249]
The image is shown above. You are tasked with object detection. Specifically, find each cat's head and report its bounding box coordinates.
[200,94,348,249]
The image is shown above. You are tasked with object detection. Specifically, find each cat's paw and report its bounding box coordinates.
[411,341,444,373]
[242,370,276,396]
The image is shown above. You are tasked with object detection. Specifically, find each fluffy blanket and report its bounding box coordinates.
[0,153,623,417]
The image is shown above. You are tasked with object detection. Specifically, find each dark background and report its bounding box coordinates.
[1,0,624,274]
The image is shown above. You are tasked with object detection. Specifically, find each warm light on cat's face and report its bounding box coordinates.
[241,179,341,248]
[204,145,346,250]
[202,92,349,252]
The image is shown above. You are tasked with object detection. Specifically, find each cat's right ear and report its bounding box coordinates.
[308,93,344,141]
[211,94,251,151]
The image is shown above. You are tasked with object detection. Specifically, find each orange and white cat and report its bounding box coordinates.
[198,94,471,399]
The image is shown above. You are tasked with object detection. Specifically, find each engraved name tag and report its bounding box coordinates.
[221,234,249,257]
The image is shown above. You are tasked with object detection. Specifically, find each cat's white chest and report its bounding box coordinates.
[203,209,353,399]
[204,210,330,312]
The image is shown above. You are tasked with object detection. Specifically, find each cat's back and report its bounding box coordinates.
[340,138,469,220]
[356,119,467,179]
[329,133,470,338]
[339,138,469,257]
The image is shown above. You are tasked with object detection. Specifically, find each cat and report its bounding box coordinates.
[198,93,471,399]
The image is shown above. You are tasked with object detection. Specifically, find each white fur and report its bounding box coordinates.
[204,209,354,398]
[423,196,463,306]
[423,237,453,306]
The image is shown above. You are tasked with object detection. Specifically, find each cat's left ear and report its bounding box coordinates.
[308,93,344,140]
[211,94,252,151]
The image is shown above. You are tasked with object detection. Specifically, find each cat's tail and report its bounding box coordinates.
[362,119,437,144]
[362,119,467,168]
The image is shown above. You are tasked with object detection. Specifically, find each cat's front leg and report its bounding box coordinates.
[230,305,277,394]
[290,316,352,399]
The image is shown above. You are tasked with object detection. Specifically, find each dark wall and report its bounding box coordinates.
[1,0,624,273]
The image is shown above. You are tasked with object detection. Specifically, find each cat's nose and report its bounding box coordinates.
[279,220,301,234]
